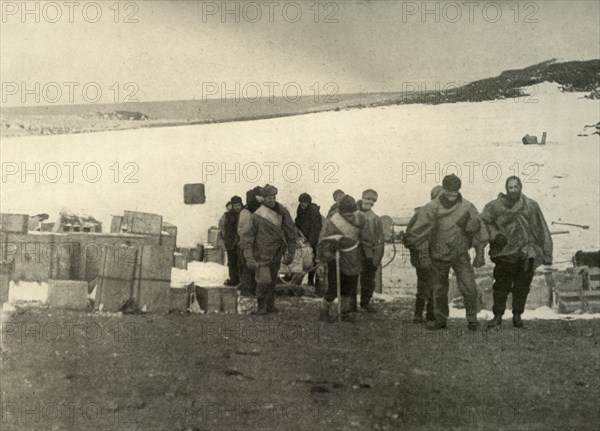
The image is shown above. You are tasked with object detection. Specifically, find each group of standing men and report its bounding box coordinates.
[404,174,553,330]
[218,185,386,320]
[217,173,553,328]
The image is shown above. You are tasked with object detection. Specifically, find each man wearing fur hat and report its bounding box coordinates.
[481,176,553,328]
[317,195,366,322]
[239,184,296,314]
[404,174,484,331]
[357,189,386,312]
[295,192,323,286]
[223,195,243,286]
[326,189,346,218]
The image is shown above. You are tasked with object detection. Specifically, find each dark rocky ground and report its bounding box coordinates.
[2,294,599,431]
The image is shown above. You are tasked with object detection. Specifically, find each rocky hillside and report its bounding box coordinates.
[435,59,600,103]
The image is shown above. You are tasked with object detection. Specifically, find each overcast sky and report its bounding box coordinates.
[1,0,599,105]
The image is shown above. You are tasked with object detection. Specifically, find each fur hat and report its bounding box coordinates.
[362,189,378,200]
[505,175,522,190]
[333,189,345,200]
[230,195,243,205]
[430,185,443,200]
[339,195,357,213]
[442,174,461,191]
[261,184,278,197]
[298,193,312,203]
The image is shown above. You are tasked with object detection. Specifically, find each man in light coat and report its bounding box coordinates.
[481,176,553,328]
[404,174,483,331]
[239,184,296,314]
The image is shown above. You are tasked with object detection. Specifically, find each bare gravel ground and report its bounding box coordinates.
[1,294,599,431]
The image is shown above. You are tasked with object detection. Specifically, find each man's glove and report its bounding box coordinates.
[473,247,485,268]
[243,249,258,270]
[456,211,471,231]
[492,234,508,248]
[283,252,295,266]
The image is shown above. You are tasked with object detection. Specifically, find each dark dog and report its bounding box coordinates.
[573,250,600,268]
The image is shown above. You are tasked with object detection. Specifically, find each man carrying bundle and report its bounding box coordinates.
[239,184,296,315]
[318,195,366,322]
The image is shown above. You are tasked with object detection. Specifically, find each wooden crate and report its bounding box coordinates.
[110,216,123,233]
[123,211,162,236]
[131,243,172,314]
[196,286,221,313]
[47,279,89,310]
[195,285,237,314]
[174,253,187,270]
[0,260,14,303]
[95,244,138,312]
[1,213,29,234]
[554,290,600,313]
[163,222,177,238]
[1,232,77,282]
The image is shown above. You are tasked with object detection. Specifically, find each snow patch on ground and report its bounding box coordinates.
[171,261,228,288]
[8,281,48,303]
[450,305,600,320]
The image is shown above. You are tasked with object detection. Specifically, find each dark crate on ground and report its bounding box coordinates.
[195,285,237,313]
[0,213,29,234]
[169,287,189,312]
[47,279,89,310]
[123,211,163,236]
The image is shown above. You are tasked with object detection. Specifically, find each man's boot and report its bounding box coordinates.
[468,321,479,331]
[266,288,279,313]
[486,315,502,329]
[340,297,354,322]
[360,301,378,313]
[513,313,524,328]
[254,297,267,315]
[349,294,358,312]
[319,299,333,322]
[413,298,425,323]
[425,299,435,321]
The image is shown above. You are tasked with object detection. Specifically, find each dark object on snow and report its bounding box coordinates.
[573,250,600,268]
[184,183,205,204]
[522,132,547,145]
